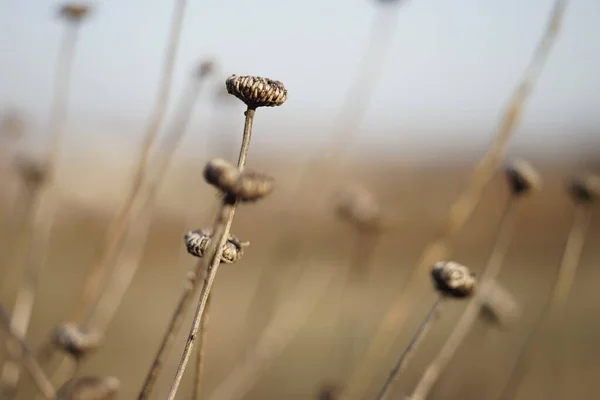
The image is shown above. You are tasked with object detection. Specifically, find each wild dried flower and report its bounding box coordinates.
[431,261,476,298]
[479,280,521,328]
[204,158,241,190]
[504,159,541,195]
[185,229,249,264]
[567,173,600,203]
[204,158,275,202]
[52,323,104,359]
[57,376,120,400]
[333,185,381,231]
[225,75,287,108]
[59,3,91,22]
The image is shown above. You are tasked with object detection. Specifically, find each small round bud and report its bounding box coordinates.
[431,261,476,298]
[225,75,287,108]
[59,3,91,22]
[479,280,521,329]
[233,171,275,202]
[14,155,50,188]
[204,158,241,192]
[57,376,120,400]
[52,323,104,359]
[567,174,600,203]
[504,159,541,195]
[185,228,249,264]
[197,60,216,79]
[333,185,381,231]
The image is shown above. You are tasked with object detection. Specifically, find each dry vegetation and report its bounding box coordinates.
[1,1,599,400]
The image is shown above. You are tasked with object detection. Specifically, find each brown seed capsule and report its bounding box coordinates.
[59,3,91,22]
[57,376,120,400]
[225,75,287,108]
[232,171,275,202]
[52,323,104,359]
[185,228,249,264]
[333,185,381,231]
[13,155,50,188]
[567,173,600,203]
[479,280,521,329]
[504,159,541,195]
[431,261,476,298]
[204,158,241,193]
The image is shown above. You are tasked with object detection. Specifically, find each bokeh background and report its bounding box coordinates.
[1,0,599,399]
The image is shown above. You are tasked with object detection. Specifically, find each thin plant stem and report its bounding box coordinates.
[65,0,188,325]
[495,204,592,400]
[408,197,519,400]
[192,293,212,400]
[165,106,256,400]
[375,297,442,400]
[0,20,83,395]
[0,304,56,400]
[342,1,568,397]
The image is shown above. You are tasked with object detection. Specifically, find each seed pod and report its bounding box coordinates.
[567,173,600,203]
[504,159,541,195]
[59,3,92,22]
[333,185,381,231]
[225,75,287,108]
[57,376,120,400]
[52,323,104,359]
[431,261,476,298]
[233,171,275,202]
[479,280,521,329]
[185,228,249,264]
[204,158,241,193]
[14,155,50,188]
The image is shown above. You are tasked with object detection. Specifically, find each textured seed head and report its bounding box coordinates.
[204,158,240,192]
[479,280,521,329]
[504,159,541,195]
[14,155,50,188]
[226,75,287,108]
[1,111,25,141]
[57,376,120,400]
[316,383,343,400]
[431,261,476,298]
[52,323,104,359]
[333,185,381,231]
[59,3,91,22]
[567,173,600,203]
[233,171,275,202]
[185,228,249,264]
[197,60,216,79]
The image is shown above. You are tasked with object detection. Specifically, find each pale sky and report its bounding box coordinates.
[1,0,599,161]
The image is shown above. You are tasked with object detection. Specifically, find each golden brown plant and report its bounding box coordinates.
[342,0,568,396]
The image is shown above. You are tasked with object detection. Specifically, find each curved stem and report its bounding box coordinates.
[165,107,255,400]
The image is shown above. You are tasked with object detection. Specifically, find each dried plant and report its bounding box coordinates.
[56,376,119,400]
[405,161,540,400]
[375,261,476,400]
[496,172,598,400]
[342,0,568,396]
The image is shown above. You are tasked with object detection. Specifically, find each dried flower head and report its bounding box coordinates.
[52,323,104,359]
[225,75,287,108]
[57,376,120,400]
[504,159,541,195]
[479,280,521,329]
[197,60,216,79]
[204,158,241,192]
[567,173,600,203]
[185,228,249,264]
[316,383,343,400]
[232,171,275,202]
[333,185,381,231]
[431,261,476,298]
[59,3,91,22]
[13,155,50,188]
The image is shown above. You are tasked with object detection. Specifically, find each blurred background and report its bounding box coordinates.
[0,0,599,399]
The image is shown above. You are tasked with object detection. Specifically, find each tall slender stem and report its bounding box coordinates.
[165,107,255,400]
[193,293,212,399]
[409,197,519,400]
[375,297,442,400]
[495,204,592,400]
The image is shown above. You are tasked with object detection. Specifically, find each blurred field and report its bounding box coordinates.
[1,154,598,399]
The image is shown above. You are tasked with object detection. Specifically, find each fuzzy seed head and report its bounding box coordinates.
[57,376,120,400]
[59,3,91,22]
[432,261,476,298]
[225,75,287,108]
[52,323,104,359]
[185,228,249,264]
[567,173,600,203]
[233,171,276,202]
[14,155,50,188]
[479,280,521,329]
[333,185,381,231]
[204,158,240,192]
[504,159,541,195]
